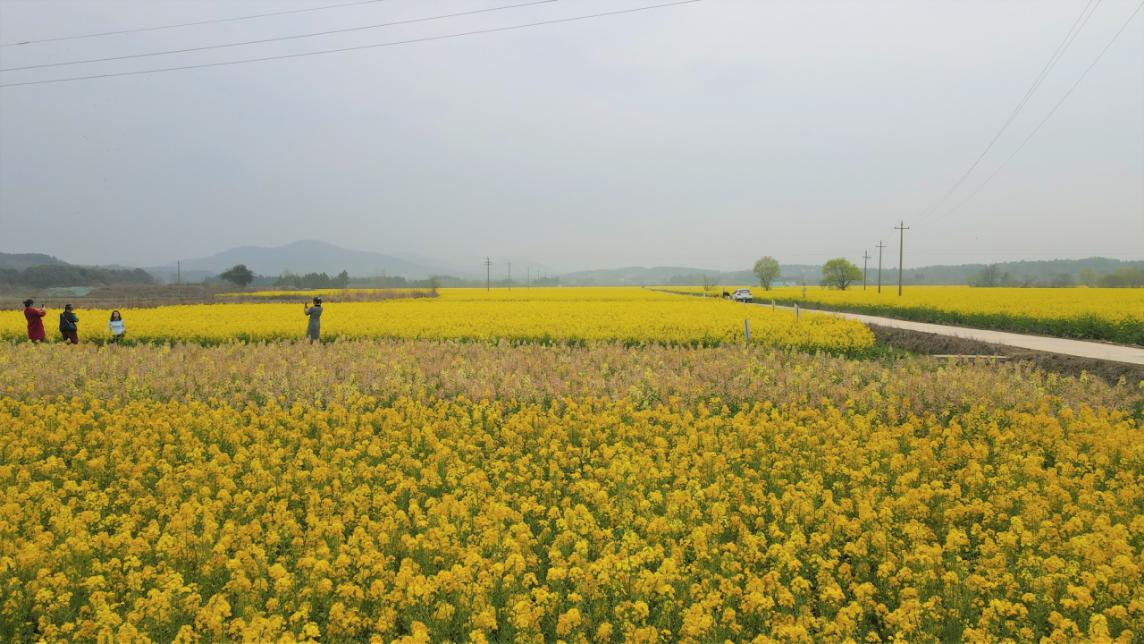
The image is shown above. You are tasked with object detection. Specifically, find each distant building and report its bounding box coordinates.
[42,286,94,298]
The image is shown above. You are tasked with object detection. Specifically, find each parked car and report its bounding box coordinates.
[731,288,753,302]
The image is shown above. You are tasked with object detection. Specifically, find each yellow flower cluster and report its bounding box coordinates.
[669,285,1144,344]
[2,288,874,352]
[217,288,432,299]
[1,376,1139,641]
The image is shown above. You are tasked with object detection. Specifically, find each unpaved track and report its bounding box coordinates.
[762,303,1144,366]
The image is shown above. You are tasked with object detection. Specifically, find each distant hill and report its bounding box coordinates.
[151,240,461,281]
[559,264,827,286]
[887,258,1144,285]
[7,244,1141,287]
[559,266,724,285]
[0,252,153,289]
[897,257,1144,285]
[557,257,1143,287]
[0,252,67,271]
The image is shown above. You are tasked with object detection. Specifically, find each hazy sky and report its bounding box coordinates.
[1,0,1141,271]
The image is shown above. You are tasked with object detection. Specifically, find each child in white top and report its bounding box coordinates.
[108,310,126,343]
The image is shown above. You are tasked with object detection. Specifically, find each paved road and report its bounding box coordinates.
[778,305,1144,366]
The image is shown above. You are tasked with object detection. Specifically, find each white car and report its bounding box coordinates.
[731,288,753,302]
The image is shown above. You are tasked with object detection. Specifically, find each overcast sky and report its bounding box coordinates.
[1,0,1141,271]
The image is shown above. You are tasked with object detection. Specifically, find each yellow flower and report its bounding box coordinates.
[556,608,582,637]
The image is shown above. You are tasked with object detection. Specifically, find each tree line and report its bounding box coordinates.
[0,264,154,288]
[970,264,1144,288]
[744,257,1144,291]
[218,265,480,289]
[750,256,864,291]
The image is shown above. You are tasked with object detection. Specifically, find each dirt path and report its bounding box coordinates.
[769,304,1144,366]
[864,324,1143,384]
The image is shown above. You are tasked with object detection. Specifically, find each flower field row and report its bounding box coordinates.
[217,288,433,300]
[2,341,1142,641]
[1,341,1140,642]
[2,340,1136,414]
[667,286,1144,345]
[2,288,874,353]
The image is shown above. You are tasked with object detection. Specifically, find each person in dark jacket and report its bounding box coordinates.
[59,304,79,344]
[23,299,47,342]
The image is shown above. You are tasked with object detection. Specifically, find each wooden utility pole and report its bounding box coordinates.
[484,257,492,291]
[895,221,910,296]
[507,261,512,291]
[875,241,886,293]
[861,251,870,291]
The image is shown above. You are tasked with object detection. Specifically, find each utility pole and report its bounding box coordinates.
[861,251,870,291]
[507,261,512,291]
[875,241,886,293]
[895,220,910,296]
[176,260,181,285]
[484,257,492,291]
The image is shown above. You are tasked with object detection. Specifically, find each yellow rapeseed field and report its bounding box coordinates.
[2,288,874,352]
[1,341,1140,642]
[217,288,432,299]
[669,285,1144,344]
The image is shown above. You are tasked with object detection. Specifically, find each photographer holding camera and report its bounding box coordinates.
[303,297,323,343]
[23,299,47,342]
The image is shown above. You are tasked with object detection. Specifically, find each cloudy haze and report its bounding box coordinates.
[1,0,1141,272]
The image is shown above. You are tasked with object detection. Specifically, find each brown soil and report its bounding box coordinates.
[869,324,1144,385]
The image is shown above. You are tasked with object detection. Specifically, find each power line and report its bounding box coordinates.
[938,0,1144,220]
[0,0,559,73]
[0,0,397,48]
[919,0,1102,219]
[0,0,701,89]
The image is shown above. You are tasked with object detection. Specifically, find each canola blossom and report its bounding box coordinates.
[667,285,1144,345]
[217,288,432,299]
[0,341,1140,642]
[1,288,874,353]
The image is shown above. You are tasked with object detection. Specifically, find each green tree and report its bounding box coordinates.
[220,264,255,287]
[970,264,1010,287]
[753,257,781,291]
[1098,266,1144,287]
[820,258,862,290]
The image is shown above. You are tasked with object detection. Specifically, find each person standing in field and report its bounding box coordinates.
[108,310,126,343]
[23,299,47,342]
[303,297,322,343]
[59,304,80,344]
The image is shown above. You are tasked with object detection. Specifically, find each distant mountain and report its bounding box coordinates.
[153,240,461,280]
[0,252,67,271]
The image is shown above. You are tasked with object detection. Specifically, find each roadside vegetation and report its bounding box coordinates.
[666,285,1144,346]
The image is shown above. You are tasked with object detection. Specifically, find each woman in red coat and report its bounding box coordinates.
[23,299,46,342]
